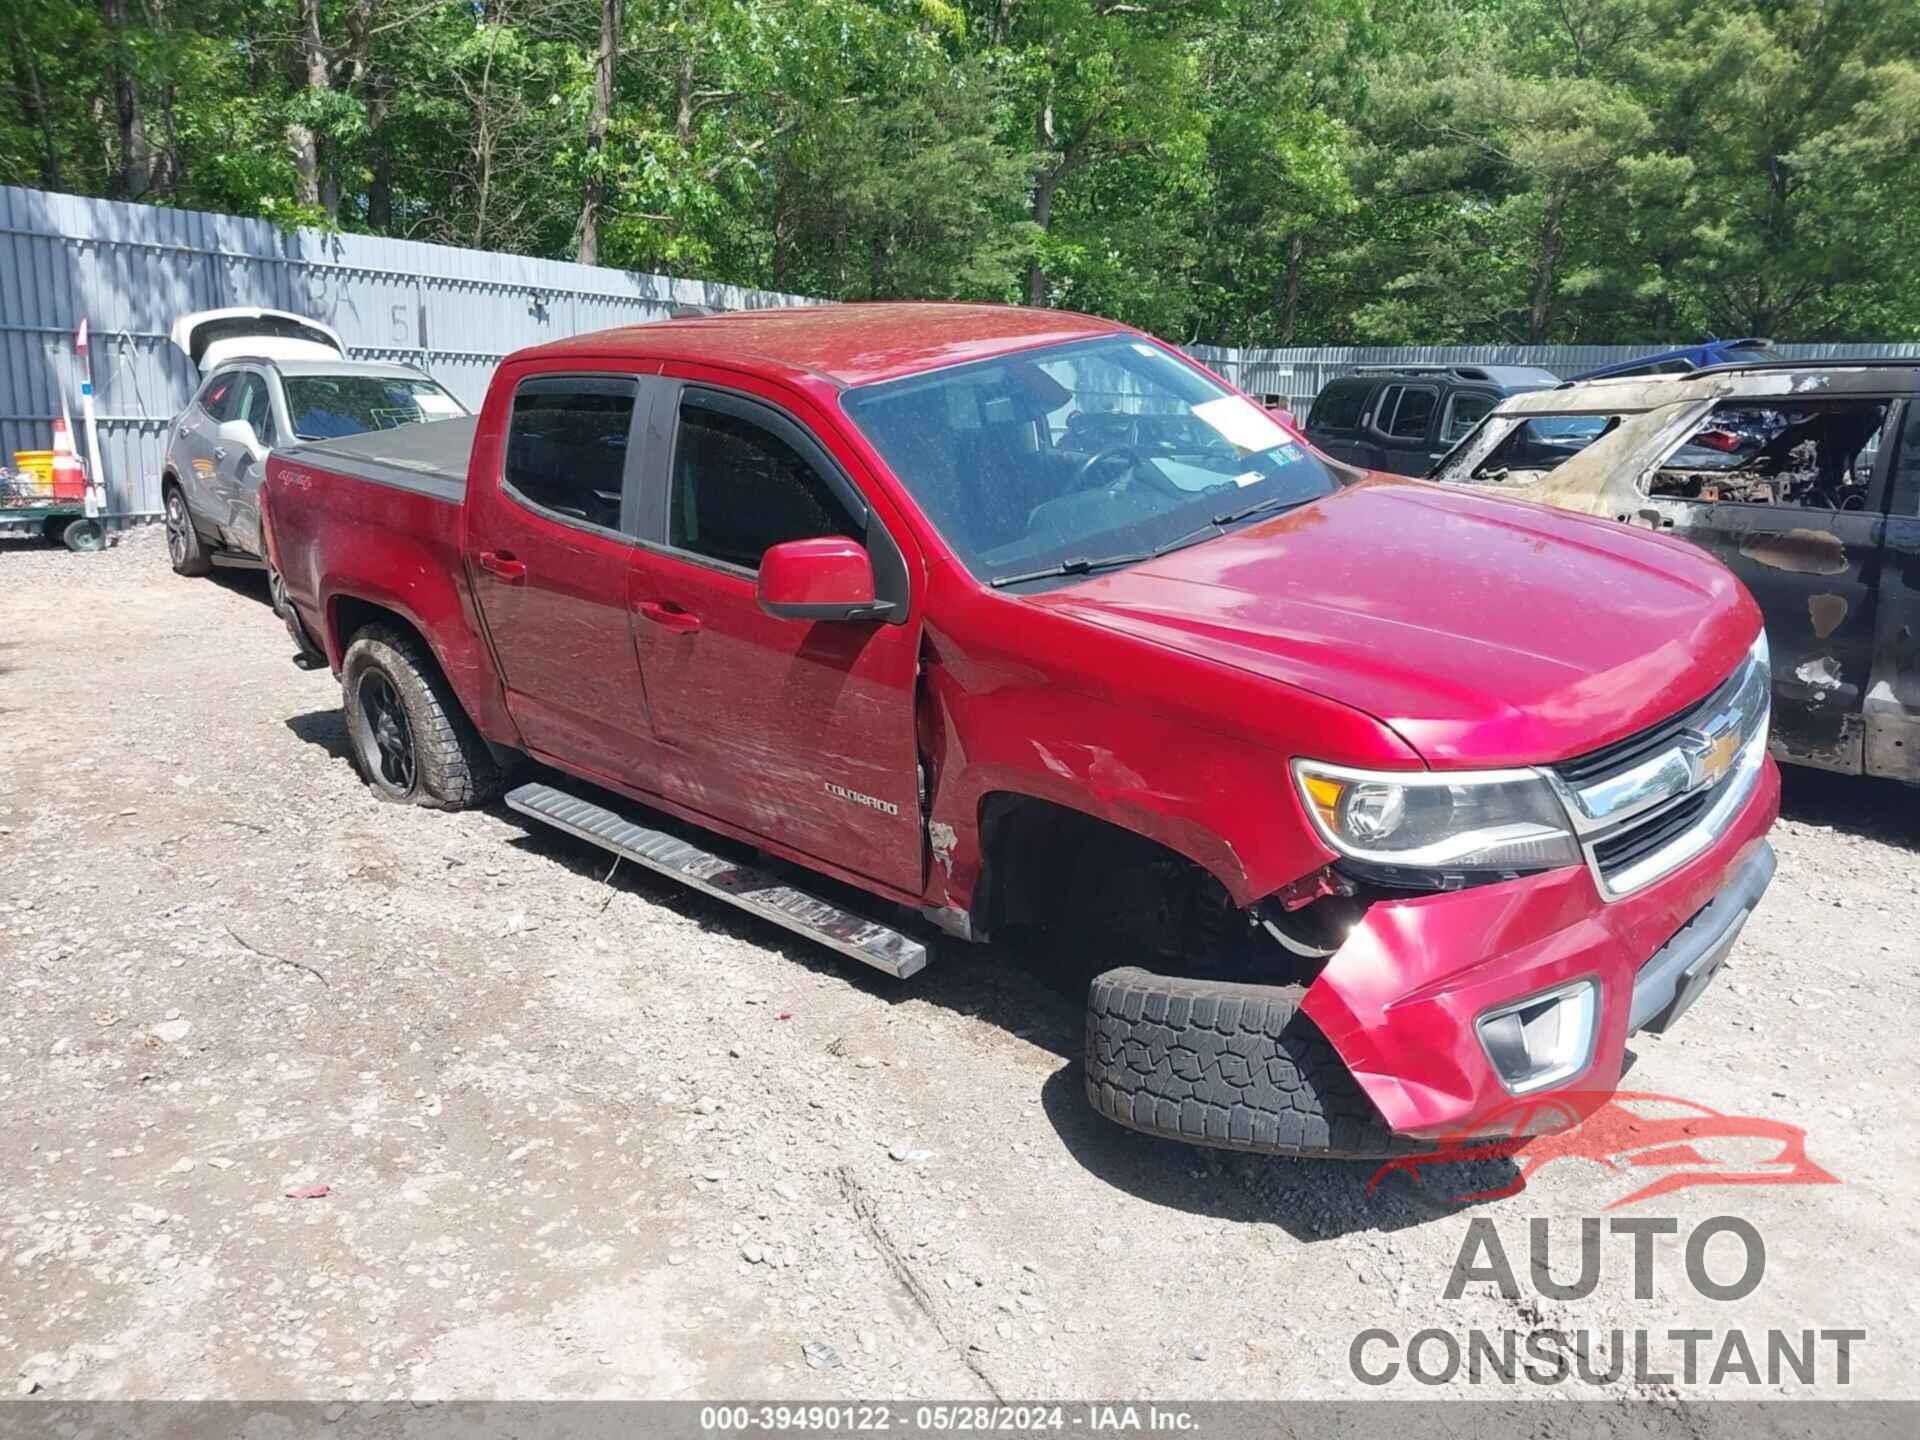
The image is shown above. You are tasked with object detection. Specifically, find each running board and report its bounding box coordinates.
[505,781,928,979]
[209,551,268,571]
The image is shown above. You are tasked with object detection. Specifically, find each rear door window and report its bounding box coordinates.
[199,374,239,422]
[501,375,638,534]
[1381,386,1438,441]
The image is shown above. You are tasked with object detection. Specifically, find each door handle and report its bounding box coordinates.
[635,599,701,633]
[213,447,229,461]
[477,549,528,582]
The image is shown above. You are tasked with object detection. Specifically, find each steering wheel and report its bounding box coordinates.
[1069,444,1145,491]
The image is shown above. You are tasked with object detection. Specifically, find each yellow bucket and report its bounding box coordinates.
[12,450,55,495]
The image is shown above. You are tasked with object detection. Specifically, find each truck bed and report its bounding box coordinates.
[264,414,487,705]
[277,415,478,502]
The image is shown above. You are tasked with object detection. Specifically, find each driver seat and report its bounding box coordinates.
[957,420,1054,550]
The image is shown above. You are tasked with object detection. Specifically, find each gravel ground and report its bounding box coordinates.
[2,527,1917,1404]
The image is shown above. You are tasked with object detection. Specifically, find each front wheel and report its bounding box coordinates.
[164,485,210,576]
[1085,967,1408,1158]
[340,625,500,810]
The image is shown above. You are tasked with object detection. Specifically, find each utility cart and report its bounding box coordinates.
[1,467,102,551]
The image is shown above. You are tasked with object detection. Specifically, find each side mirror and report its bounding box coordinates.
[218,418,265,456]
[757,537,891,622]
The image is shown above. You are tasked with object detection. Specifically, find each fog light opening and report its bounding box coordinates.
[1476,979,1599,1094]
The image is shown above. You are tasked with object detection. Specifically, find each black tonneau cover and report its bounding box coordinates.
[279,415,477,503]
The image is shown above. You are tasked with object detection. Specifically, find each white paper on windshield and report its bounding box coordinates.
[1191,395,1290,455]
[413,392,466,420]
[1231,470,1262,487]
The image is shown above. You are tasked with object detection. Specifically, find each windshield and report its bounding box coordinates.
[1470,414,1616,476]
[841,338,1337,586]
[286,375,467,440]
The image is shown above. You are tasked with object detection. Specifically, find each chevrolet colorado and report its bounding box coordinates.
[261,304,1779,1157]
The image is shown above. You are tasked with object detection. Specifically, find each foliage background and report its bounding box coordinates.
[6,0,1917,344]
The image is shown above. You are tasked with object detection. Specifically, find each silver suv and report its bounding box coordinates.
[161,308,466,596]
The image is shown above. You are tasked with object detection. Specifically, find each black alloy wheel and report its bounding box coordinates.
[356,670,418,797]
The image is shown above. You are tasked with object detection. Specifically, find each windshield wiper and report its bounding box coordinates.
[1145,519,1225,558]
[1145,495,1306,559]
[989,553,1151,588]
[1211,494,1302,527]
[990,497,1311,589]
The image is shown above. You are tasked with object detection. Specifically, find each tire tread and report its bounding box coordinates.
[1084,966,1414,1158]
[342,624,502,810]
[164,482,211,577]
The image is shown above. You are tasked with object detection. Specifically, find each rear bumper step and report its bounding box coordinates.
[504,781,928,979]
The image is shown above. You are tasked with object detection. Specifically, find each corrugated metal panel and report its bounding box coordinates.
[1,184,814,518]
[5,182,1917,522]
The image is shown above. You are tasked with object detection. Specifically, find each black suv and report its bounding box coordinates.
[1304,364,1559,476]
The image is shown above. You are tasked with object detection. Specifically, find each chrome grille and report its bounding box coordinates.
[1549,644,1771,899]
[1556,661,1751,788]
[1590,789,1712,874]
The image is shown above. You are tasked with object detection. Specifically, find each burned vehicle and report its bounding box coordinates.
[1433,361,1919,781]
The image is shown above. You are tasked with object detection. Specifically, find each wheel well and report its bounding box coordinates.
[975,792,1346,984]
[331,596,422,659]
[974,793,1230,936]
[326,597,518,768]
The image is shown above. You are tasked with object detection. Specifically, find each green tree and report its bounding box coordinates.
[4,0,1916,342]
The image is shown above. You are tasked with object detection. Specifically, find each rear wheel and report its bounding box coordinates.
[260,522,288,616]
[164,484,210,576]
[341,624,501,810]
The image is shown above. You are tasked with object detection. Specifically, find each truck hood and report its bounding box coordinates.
[1027,478,1759,768]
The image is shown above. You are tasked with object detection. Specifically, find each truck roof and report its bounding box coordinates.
[523,302,1131,389]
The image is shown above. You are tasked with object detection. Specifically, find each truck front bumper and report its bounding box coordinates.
[1298,757,1781,1139]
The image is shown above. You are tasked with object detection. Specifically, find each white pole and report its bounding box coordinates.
[76,318,106,519]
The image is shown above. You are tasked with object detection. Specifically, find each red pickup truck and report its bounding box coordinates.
[262,304,1779,1158]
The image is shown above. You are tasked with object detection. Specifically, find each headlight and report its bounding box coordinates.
[1292,759,1581,880]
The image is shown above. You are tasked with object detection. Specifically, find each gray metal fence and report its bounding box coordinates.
[0,185,813,517]
[4,183,1917,520]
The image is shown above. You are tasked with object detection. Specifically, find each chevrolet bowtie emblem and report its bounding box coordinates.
[1690,728,1741,788]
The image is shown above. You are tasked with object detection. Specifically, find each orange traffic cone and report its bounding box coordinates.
[50,416,87,501]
